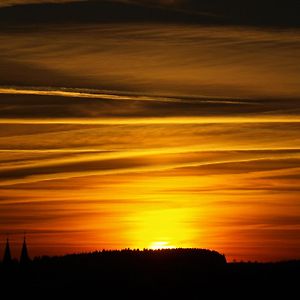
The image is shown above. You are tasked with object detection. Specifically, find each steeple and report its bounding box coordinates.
[20,235,30,265]
[3,238,12,265]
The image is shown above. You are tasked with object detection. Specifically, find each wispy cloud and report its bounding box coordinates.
[1,25,299,99]
[1,11,300,261]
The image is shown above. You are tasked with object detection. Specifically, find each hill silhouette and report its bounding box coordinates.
[0,248,299,298]
[0,0,299,28]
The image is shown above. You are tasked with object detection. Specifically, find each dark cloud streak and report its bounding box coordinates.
[0,0,299,27]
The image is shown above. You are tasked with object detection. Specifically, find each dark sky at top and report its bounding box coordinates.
[0,0,299,27]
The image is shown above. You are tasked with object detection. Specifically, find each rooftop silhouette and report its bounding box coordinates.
[1,236,31,266]
[2,238,12,266]
[20,236,30,266]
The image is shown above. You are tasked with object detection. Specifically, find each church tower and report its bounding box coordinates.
[20,235,30,265]
[3,238,12,266]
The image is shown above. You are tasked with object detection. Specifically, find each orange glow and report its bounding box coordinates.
[127,205,196,250]
[1,22,300,263]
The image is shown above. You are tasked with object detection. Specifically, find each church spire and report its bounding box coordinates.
[3,237,12,265]
[20,234,30,265]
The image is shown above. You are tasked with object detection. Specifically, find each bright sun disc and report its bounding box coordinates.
[149,241,176,250]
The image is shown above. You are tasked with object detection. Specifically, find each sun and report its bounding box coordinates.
[149,241,176,250]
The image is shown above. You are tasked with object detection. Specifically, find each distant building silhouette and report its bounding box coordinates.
[20,236,30,265]
[2,238,12,266]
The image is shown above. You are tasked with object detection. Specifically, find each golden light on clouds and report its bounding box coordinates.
[0,14,300,262]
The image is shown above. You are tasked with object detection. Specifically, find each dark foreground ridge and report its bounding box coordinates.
[1,248,300,298]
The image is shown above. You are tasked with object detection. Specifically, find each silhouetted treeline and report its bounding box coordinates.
[0,248,299,298]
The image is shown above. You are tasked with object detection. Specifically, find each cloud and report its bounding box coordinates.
[1,86,300,123]
[1,147,300,185]
[1,24,299,100]
[0,0,299,27]
[0,4,300,261]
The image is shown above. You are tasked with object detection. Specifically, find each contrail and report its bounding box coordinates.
[0,86,256,105]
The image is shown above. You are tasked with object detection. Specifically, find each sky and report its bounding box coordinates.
[0,0,300,262]
[0,0,76,6]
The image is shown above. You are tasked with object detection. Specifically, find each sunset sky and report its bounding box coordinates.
[0,0,300,262]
